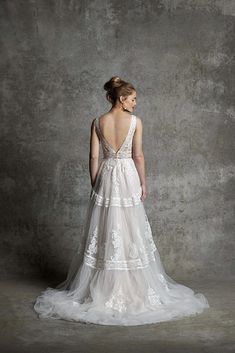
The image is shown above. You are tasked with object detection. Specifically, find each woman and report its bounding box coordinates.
[34,76,209,326]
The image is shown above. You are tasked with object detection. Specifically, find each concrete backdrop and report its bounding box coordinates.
[0,0,234,280]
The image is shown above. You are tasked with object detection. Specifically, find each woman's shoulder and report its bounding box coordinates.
[92,112,111,125]
[135,116,142,127]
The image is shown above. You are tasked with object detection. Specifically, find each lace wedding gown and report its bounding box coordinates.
[34,114,209,326]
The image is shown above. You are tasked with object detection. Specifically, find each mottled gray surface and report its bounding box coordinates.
[0,278,234,353]
[0,1,234,280]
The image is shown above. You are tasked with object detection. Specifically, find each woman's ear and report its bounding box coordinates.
[119,95,124,104]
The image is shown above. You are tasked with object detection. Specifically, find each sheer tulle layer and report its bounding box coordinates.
[34,258,209,326]
[34,197,209,326]
[82,198,157,271]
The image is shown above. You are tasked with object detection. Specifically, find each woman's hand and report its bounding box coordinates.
[89,180,95,198]
[140,184,147,202]
[91,177,96,188]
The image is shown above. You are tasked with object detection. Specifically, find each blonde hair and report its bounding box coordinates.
[103,76,136,105]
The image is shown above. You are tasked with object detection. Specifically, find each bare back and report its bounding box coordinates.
[98,112,133,153]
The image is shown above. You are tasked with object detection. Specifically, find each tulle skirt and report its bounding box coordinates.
[34,158,209,325]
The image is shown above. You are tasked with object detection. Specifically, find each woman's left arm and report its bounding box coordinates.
[89,119,100,187]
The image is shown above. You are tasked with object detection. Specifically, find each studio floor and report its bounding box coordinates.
[0,277,234,353]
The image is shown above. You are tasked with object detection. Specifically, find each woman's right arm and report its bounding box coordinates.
[89,119,100,188]
[132,117,147,201]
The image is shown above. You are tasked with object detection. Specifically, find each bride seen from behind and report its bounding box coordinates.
[33,76,209,326]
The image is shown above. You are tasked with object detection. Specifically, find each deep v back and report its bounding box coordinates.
[95,114,136,159]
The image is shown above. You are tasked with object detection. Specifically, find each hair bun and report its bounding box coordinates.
[104,76,123,92]
[103,76,135,105]
[113,76,121,83]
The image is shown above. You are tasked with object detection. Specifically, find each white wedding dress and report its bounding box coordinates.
[34,114,209,326]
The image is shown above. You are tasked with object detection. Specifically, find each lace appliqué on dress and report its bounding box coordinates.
[84,214,157,271]
[111,168,120,195]
[84,230,155,270]
[158,274,170,291]
[147,286,162,306]
[110,226,122,261]
[86,225,98,257]
[144,214,157,252]
[128,242,139,258]
[105,287,127,313]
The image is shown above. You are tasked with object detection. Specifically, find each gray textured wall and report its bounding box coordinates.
[0,0,234,280]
